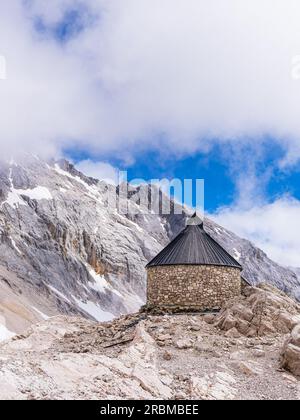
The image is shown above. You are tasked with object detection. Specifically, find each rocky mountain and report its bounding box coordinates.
[0,155,299,337]
[0,284,299,400]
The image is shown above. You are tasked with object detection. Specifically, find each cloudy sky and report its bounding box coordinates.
[1,0,300,267]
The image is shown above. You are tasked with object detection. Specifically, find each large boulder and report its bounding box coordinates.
[281,324,300,377]
[190,371,237,400]
[213,285,300,337]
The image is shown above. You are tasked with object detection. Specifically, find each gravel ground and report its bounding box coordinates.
[0,286,299,400]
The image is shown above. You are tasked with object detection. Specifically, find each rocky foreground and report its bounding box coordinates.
[0,284,299,400]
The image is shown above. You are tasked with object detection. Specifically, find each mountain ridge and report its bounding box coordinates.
[0,155,299,337]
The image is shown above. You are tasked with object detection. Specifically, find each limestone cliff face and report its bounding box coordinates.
[0,155,299,332]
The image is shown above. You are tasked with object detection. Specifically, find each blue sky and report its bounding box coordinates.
[33,3,93,43]
[67,145,235,211]
[67,139,300,213]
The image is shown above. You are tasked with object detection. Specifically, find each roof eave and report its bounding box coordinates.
[146,262,243,271]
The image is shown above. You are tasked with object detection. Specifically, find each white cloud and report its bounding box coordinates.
[1,1,300,163]
[75,159,118,184]
[211,196,300,268]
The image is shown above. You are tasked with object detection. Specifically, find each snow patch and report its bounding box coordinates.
[71,296,114,322]
[4,189,26,208]
[0,325,15,342]
[54,165,91,190]
[20,186,52,201]
[88,269,110,294]
[215,227,222,235]
[3,169,52,208]
[88,269,122,298]
[54,164,103,202]
[127,218,144,233]
[11,238,22,255]
[32,307,50,320]
[120,290,144,313]
[48,285,71,304]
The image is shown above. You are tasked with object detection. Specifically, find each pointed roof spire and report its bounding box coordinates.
[186,211,204,227]
[147,217,242,269]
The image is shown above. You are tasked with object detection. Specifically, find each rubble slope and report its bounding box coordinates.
[0,285,299,400]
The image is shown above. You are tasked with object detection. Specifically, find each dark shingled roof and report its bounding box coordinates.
[147,214,242,270]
